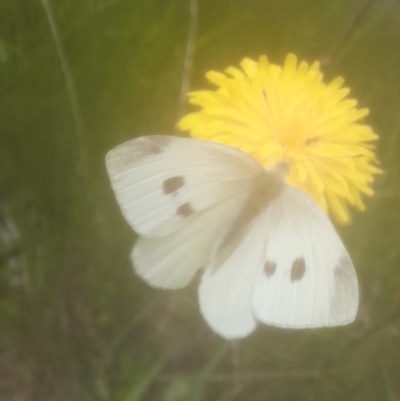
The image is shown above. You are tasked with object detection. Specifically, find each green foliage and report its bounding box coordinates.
[0,0,399,400]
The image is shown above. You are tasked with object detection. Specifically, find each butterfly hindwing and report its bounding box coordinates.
[105,135,262,238]
[132,195,247,289]
[252,185,359,328]
[199,211,268,338]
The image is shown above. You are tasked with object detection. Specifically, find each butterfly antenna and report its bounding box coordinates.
[262,89,282,145]
[292,152,366,165]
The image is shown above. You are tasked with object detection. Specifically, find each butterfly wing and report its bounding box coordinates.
[198,212,268,338]
[105,135,261,238]
[106,136,358,330]
[252,185,359,329]
[199,182,358,338]
[132,195,247,289]
[106,135,263,289]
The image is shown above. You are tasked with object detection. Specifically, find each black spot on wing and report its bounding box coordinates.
[109,136,172,173]
[264,261,276,278]
[334,255,352,281]
[176,202,194,217]
[291,258,306,282]
[330,254,358,322]
[163,176,185,195]
[136,135,171,157]
[106,136,172,181]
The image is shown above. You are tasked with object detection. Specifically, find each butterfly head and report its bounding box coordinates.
[266,159,290,182]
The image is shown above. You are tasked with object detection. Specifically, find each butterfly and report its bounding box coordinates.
[105,135,359,339]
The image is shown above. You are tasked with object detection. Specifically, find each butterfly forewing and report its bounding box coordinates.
[106,135,264,290]
[252,186,359,328]
[105,135,262,238]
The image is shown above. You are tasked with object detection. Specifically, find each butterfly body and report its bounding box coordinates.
[106,135,359,338]
[213,169,284,263]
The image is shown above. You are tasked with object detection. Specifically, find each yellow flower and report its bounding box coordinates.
[177,54,381,224]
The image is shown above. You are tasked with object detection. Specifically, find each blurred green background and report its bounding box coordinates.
[0,0,399,400]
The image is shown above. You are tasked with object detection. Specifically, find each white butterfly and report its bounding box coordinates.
[105,135,359,339]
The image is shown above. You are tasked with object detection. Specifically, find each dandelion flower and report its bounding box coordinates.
[178,54,381,224]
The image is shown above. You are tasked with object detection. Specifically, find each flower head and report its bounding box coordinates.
[178,54,381,224]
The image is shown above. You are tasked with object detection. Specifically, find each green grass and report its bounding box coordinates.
[0,0,400,400]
